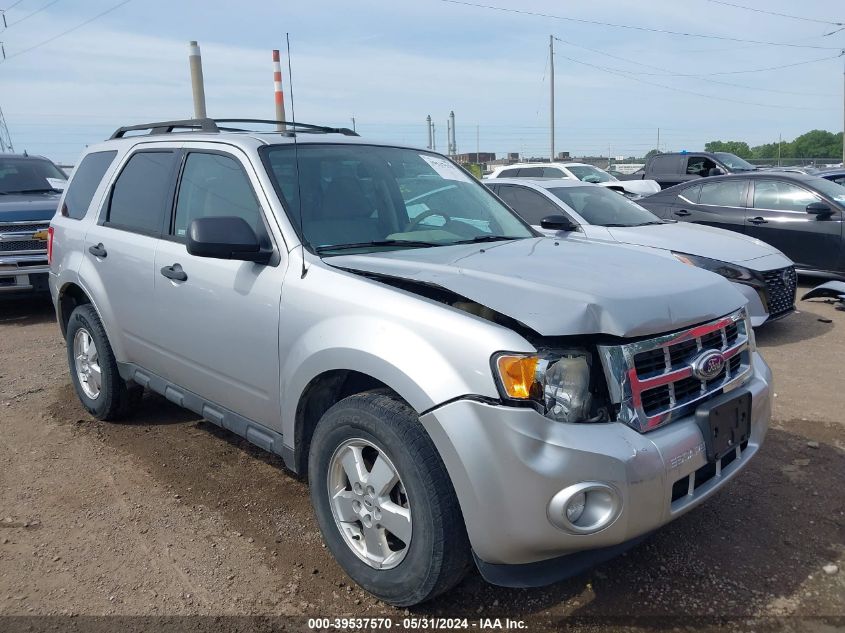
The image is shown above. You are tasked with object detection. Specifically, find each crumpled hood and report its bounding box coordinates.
[325,237,746,338]
[605,222,786,264]
[0,193,61,222]
[598,179,660,196]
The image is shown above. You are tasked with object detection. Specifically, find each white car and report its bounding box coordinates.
[487,161,660,197]
[486,178,797,327]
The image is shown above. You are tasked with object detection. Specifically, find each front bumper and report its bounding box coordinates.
[418,352,771,575]
[0,256,49,293]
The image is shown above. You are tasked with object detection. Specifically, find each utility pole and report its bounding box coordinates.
[432,122,436,152]
[351,117,356,133]
[188,41,207,119]
[842,50,844,165]
[426,115,433,150]
[446,117,452,156]
[778,133,782,166]
[656,127,660,153]
[549,35,555,162]
[476,124,480,163]
[449,110,456,155]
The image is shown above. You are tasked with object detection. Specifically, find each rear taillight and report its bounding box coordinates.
[47,226,54,265]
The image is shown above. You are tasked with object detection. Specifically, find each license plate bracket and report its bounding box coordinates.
[694,389,751,462]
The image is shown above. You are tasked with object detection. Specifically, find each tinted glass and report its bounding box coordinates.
[497,168,520,177]
[714,152,755,171]
[173,153,262,239]
[62,151,116,220]
[698,180,746,207]
[518,167,544,177]
[752,180,819,212]
[649,155,677,173]
[0,156,66,194]
[679,183,701,204]
[108,151,176,235]
[543,167,565,178]
[686,156,717,176]
[549,186,661,226]
[262,144,532,253]
[566,165,613,183]
[498,185,561,225]
[808,176,845,205]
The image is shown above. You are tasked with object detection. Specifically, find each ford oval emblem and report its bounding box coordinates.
[691,350,726,381]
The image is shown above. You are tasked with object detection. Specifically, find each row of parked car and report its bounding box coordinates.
[2,123,841,606]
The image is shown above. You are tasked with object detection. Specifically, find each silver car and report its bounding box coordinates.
[486,178,797,326]
[48,119,772,606]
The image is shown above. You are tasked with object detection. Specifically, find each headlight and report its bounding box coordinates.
[671,252,759,285]
[494,351,593,422]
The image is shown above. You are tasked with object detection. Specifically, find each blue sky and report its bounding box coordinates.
[0,0,842,163]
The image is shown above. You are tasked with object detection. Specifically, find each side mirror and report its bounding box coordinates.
[806,201,833,217]
[540,215,578,231]
[187,216,270,263]
[708,167,725,177]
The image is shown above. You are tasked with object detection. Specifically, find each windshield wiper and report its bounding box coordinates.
[451,235,523,245]
[315,239,442,253]
[2,187,62,195]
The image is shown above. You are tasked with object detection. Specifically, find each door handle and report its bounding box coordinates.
[674,209,692,217]
[160,263,188,282]
[88,243,107,258]
[748,216,769,225]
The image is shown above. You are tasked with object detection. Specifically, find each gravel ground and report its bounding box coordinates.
[0,286,843,632]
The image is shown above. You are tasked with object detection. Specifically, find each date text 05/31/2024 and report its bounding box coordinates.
[307,618,528,630]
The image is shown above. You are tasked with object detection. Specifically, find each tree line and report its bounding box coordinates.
[703,129,843,160]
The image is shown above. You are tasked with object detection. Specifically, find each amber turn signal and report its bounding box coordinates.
[496,354,539,399]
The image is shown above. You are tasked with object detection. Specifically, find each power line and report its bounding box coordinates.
[2,0,28,10]
[437,0,844,49]
[2,0,132,61]
[4,0,61,28]
[553,50,836,111]
[553,36,839,97]
[704,0,843,26]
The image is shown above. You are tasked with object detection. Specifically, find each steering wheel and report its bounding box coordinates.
[407,209,453,231]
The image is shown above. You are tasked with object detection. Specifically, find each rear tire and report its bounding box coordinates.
[66,304,132,421]
[308,390,471,606]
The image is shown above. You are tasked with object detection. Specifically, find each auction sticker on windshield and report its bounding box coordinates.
[420,154,473,183]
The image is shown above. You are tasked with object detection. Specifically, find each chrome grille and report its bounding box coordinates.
[761,266,797,319]
[0,221,49,254]
[598,309,753,433]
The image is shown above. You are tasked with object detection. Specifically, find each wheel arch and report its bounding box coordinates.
[57,281,92,337]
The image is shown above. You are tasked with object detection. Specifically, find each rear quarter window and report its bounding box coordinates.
[62,151,117,220]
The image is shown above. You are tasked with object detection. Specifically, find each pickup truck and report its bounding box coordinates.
[0,153,67,294]
[622,151,757,190]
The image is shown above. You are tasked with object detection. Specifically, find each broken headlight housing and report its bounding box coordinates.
[493,350,594,423]
[671,252,760,286]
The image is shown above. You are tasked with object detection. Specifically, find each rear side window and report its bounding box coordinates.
[678,183,701,204]
[649,155,677,173]
[497,168,519,178]
[518,167,544,177]
[498,185,561,225]
[543,167,565,177]
[699,180,746,207]
[62,151,116,220]
[107,151,177,235]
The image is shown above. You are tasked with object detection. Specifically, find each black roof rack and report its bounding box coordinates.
[109,118,359,140]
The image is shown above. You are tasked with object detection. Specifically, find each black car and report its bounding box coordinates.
[639,172,845,277]
[619,151,757,189]
[816,168,845,187]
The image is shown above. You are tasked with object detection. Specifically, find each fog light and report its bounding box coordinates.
[548,482,621,534]
[565,492,586,523]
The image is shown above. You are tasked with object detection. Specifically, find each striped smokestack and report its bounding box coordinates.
[272,50,286,131]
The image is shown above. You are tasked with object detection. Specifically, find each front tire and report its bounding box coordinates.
[308,391,471,606]
[66,304,132,421]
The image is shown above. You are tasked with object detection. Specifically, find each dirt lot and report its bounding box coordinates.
[0,286,843,631]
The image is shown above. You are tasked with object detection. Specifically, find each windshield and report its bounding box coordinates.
[261,144,534,254]
[566,164,616,183]
[810,176,845,205]
[0,157,66,194]
[714,152,756,172]
[549,185,663,226]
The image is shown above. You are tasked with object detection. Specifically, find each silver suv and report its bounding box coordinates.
[49,119,772,606]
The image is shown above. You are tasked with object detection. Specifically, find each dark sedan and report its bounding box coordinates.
[816,168,845,187]
[639,172,845,277]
